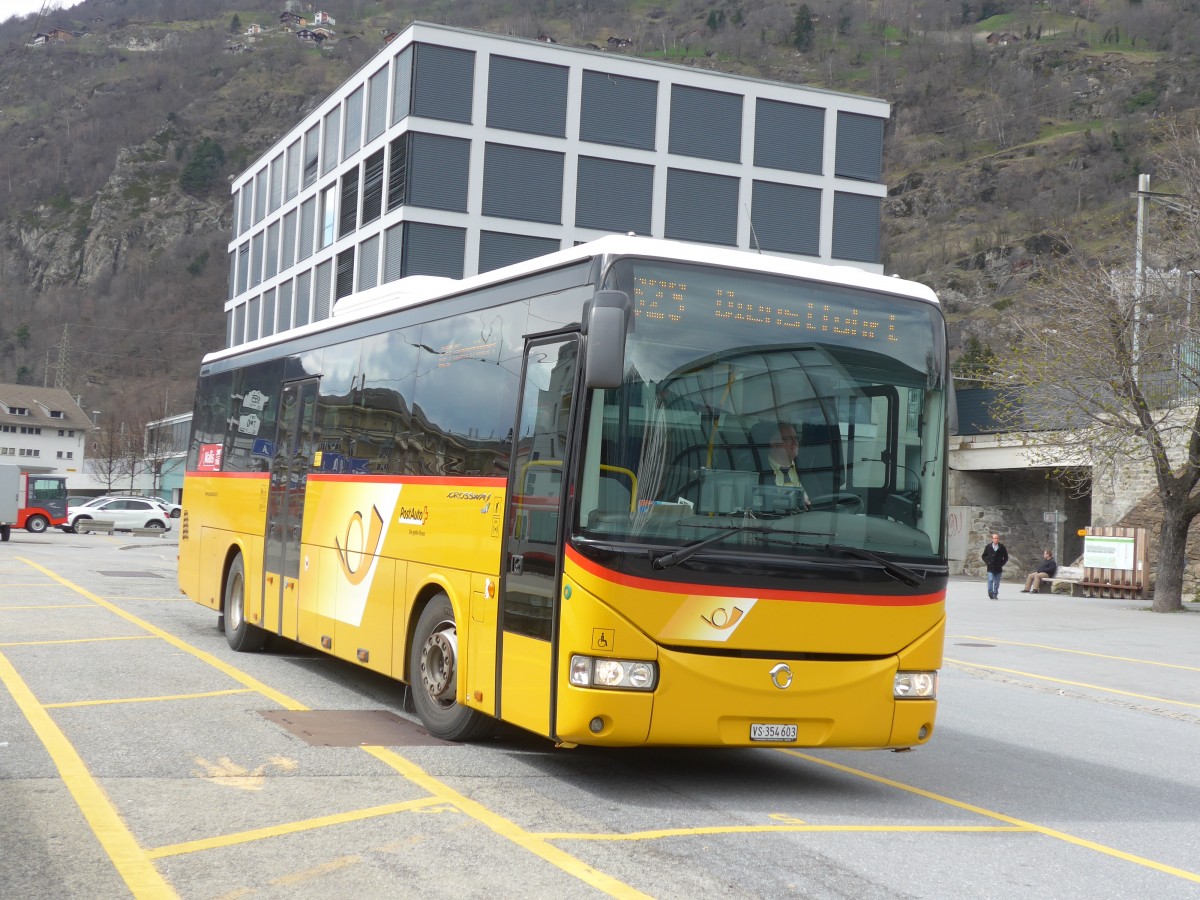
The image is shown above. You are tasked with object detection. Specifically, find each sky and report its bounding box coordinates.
[3,1,85,24]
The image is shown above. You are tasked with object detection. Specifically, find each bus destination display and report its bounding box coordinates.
[633,273,898,344]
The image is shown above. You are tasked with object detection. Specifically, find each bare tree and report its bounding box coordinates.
[88,417,135,493]
[994,115,1200,612]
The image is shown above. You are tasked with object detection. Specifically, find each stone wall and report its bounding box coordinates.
[949,469,1086,577]
[949,410,1200,598]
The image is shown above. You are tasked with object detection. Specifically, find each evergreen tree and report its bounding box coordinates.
[793,5,815,51]
[953,336,999,387]
[179,139,226,197]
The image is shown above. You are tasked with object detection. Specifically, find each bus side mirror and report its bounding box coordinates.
[584,290,631,389]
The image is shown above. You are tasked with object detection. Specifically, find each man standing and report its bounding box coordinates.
[981,532,1009,599]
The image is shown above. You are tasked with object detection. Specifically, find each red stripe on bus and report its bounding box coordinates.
[306,474,506,487]
[188,471,268,479]
[565,545,943,607]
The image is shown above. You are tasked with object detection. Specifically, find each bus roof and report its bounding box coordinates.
[205,236,938,365]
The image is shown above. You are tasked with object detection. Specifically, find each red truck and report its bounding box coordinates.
[0,464,69,541]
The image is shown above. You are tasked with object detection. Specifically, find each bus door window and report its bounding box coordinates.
[502,337,579,641]
[266,378,319,619]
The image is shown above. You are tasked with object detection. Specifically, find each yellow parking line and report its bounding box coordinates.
[1,635,155,647]
[781,750,1200,883]
[362,745,653,899]
[0,651,178,899]
[46,689,256,709]
[945,658,1200,709]
[536,824,1029,841]
[147,797,446,859]
[951,635,1200,672]
[18,558,651,900]
[19,558,304,712]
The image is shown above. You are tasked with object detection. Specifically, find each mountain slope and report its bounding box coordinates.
[0,0,1194,422]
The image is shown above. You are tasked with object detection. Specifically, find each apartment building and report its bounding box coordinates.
[0,384,92,472]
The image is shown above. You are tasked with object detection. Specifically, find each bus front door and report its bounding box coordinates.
[498,336,579,739]
[262,378,319,639]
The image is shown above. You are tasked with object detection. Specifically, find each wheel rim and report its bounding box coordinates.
[419,621,458,709]
[227,571,245,631]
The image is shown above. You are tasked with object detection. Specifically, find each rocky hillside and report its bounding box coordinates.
[1,0,1195,422]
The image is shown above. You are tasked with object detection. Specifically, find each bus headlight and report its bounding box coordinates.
[894,671,937,698]
[570,655,657,691]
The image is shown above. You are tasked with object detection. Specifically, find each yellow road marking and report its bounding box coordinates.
[192,755,299,790]
[45,688,255,709]
[781,750,1200,884]
[1,635,156,647]
[18,557,305,712]
[113,597,190,602]
[945,658,1200,709]
[16,557,651,900]
[270,855,362,886]
[951,635,1200,672]
[536,824,1029,840]
[0,651,179,899]
[148,798,447,858]
[362,745,653,899]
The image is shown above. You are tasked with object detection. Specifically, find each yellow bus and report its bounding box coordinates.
[179,235,949,748]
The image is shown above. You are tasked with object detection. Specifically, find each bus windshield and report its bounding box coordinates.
[575,258,947,563]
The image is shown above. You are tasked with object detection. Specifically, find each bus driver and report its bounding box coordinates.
[765,422,811,510]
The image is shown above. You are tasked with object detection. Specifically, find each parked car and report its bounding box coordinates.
[149,497,182,518]
[65,496,172,533]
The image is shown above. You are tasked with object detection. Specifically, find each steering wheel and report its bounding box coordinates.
[807,492,864,513]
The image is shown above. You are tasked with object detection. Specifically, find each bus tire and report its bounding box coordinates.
[409,594,494,742]
[0,524,10,542]
[224,554,265,652]
[25,515,48,534]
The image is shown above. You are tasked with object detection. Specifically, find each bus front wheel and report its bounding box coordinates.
[25,515,48,534]
[224,554,265,652]
[409,594,494,742]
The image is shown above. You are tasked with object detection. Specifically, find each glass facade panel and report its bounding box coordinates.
[321,107,341,175]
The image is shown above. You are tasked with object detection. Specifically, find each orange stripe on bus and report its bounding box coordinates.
[564,546,943,607]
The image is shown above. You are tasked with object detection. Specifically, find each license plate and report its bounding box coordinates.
[750,723,798,742]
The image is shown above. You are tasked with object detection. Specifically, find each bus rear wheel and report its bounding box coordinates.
[409,594,493,742]
[224,554,265,652]
[25,515,48,534]
[0,524,10,542]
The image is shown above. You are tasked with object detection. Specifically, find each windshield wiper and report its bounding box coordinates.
[651,523,777,570]
[823,543,925,588]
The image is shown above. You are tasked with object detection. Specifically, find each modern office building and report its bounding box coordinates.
[225,21,891,349]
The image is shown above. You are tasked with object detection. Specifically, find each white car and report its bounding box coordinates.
[66,496,173,533]
[147,497,182,518]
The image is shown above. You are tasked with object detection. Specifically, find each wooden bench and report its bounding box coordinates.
[75,519,115,535]
[1041,565,1084,596]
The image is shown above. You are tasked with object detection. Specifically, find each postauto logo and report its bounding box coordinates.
[397,504,428,526]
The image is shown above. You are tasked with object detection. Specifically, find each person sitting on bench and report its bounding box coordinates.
[1021,550,1057,593]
